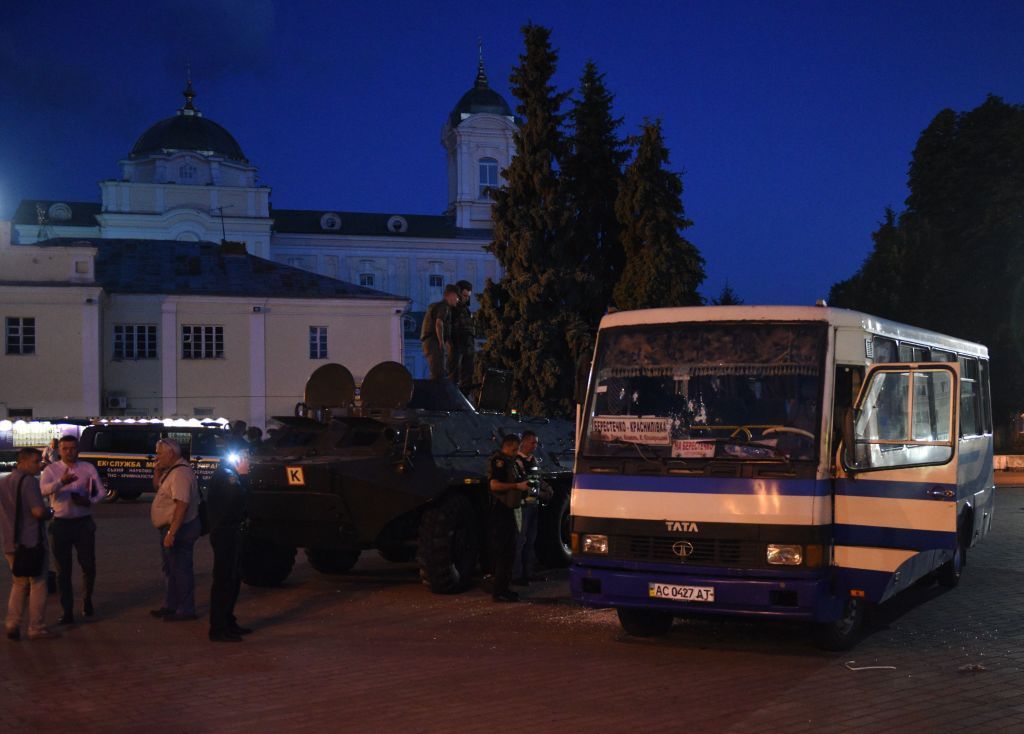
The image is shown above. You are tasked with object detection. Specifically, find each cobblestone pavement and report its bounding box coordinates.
[2,481,1023,733]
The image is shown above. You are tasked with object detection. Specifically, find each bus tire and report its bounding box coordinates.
[937,526,967,588]
[813,598,865,651]
[617,608,674,637]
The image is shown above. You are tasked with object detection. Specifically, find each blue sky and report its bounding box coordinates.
[2,0,1022,304]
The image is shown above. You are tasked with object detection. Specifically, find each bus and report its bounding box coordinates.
[569,305,994,649]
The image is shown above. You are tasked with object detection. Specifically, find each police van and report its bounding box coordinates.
[78,423,228,500]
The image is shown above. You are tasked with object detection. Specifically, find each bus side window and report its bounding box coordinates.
[873,337,897,363]
[979,359,993,434]
[959,357,980,437]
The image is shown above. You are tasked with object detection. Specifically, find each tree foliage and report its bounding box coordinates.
[829,95,1024,421]
[563,61,627,326]
[711,282,744,305]
[476,24,589,417]
[613,120,705,310]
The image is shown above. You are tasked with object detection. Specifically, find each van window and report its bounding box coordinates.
[91,429,161,454]
[959,357,980,437]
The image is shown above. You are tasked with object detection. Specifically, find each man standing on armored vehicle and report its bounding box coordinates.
[447,280,475,396]
[421,284,459,380]
[488,434,529,603]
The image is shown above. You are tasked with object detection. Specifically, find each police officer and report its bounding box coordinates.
[206,452,253,642]
[488,434,528,603]
[447,280,475,396]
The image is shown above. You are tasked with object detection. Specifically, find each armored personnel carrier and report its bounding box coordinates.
[242,361,575,593]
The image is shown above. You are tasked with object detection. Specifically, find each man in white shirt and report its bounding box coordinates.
[40,435,104,625]
[150,438,201,622]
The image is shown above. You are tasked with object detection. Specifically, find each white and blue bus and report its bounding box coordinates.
[570,306,994,648]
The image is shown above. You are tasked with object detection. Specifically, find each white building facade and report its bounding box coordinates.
[13,59,517,378]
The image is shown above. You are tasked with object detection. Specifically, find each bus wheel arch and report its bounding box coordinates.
[813,597,865,651]
[937,511,971,588]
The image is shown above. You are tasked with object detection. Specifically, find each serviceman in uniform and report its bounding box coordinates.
[421,284,460,380]
[488,433,528,602]
[206,451,253,642]
[512,430,553,586]
[447,280,475,397]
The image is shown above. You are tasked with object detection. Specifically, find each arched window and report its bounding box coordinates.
[479,158,498,198]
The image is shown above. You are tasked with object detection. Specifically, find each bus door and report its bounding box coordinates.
[833,363,960,600]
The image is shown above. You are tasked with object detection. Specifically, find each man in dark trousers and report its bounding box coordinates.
[447,280,476,396]
[488,433,528,603]
[420,284,459,380]
[39,435,103,625]
[206,452,253,642]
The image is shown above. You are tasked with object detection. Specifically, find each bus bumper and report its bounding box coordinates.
[570,561,844,623]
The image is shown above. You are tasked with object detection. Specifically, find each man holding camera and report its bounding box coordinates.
[488,433,529,603]
[512,431,553,586]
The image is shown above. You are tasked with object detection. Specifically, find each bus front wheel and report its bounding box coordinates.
[813,598,865,651]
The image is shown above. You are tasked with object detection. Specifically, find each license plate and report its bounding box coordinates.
[648,583,715,603]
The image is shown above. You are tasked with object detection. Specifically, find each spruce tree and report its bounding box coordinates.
[563,61,627,327]
[476,24,589,417]
[613,120,705,310]
[711,282,743,305]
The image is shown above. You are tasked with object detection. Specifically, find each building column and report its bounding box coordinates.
[161,300,178,416]
[81,296,101,416]
[249,307,267,430]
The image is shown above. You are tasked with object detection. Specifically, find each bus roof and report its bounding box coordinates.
[598,306,988,359]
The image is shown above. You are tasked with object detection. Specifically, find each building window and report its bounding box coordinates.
[359,273,375,287]
[179,164,196,180]
[309,326,328,359]
[114,324,157,360]
[429,274,444,288]
[182,325,223,359]
[479,157,498,198]
[5,317,35,355]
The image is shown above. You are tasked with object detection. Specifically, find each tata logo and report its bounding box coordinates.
[664,521,699,532]
[672,541,695,559]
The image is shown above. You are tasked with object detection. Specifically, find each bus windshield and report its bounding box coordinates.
[582,322,828,461]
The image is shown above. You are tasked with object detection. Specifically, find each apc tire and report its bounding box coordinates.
[305,548,361,574]
[241,537,296,587]
[535,486,572,568]
[937,533,967,589]
[418,493,480,594]
[378,545,417,563]
[813,598,865,651]
[617,608,674,637]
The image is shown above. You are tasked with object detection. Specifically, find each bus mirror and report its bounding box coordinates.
[841,407,857,474]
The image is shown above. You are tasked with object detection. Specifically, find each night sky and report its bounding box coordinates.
[2,1,1022,305]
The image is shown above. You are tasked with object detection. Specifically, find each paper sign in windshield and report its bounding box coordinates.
[592,416,671,446]
[672,440,716,458]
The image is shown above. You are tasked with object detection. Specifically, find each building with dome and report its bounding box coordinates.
[11,57,517,378]
[0,57,516,421]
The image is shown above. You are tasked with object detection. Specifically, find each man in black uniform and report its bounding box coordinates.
[512,431,553,585]
[488,434,528,602]
[206,452,253,642]
[447,280,475,396]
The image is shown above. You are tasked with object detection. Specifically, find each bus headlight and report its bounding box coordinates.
[766,544,803,565]
[582,534,609,555]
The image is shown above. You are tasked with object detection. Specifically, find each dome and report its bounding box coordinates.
[448,57,513,126]
[129,81,248,163]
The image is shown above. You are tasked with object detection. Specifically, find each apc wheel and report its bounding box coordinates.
[813,598,865,651]
[617,608,674,637]
[535,487,571,568]
[937,535,966,588]
[418,493,481,594]
[305,548,361,574]
[241,537,296,587]
[378,545,417,563]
